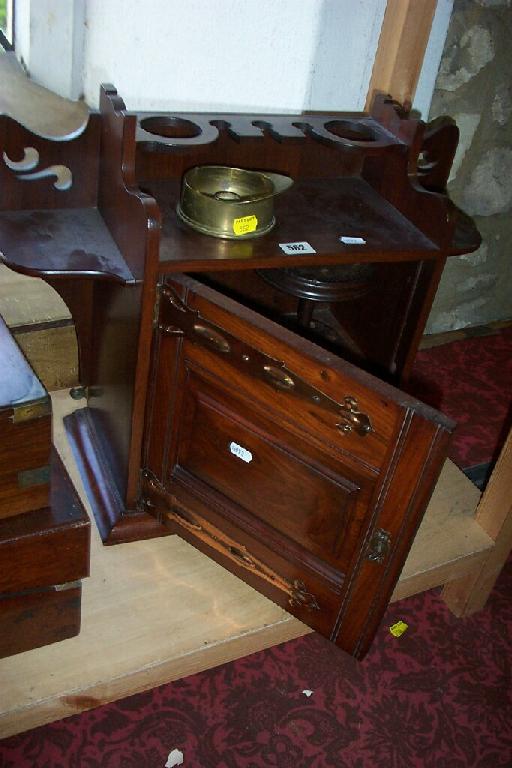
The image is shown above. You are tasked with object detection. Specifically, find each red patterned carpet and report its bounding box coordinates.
[410,326,512,470]
[1,329,511,768]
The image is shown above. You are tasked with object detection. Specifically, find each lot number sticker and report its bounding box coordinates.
[279,241,317,255]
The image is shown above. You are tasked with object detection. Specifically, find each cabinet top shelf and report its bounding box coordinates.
[152,177,439,272]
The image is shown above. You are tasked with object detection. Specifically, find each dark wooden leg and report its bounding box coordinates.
[297,298,314,328]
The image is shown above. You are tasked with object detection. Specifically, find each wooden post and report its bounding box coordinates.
[441,427,512,616]
[366,0,438,110]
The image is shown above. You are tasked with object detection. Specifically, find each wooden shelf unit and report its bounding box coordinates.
[1,78,509,666]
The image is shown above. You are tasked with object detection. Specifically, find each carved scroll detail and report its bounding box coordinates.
[141,469,321,613]
[3,148,73,190]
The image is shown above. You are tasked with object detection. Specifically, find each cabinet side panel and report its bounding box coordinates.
[86,281,143,504]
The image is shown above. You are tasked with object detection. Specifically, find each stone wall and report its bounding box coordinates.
[426,0,512,333]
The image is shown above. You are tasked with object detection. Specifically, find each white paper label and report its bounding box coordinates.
[229,441,253,463]
[279,241,317,255]
[339,236,366,245]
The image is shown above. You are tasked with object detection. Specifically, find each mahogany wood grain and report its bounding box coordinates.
[0,314,51,518]
[0,585,82,659]
[0,447,90,659]
[0,113,100,211]
[0,450,90,593]
[134,112,405,194]
[64,406,169,544]
[98,85,161,283]
[417,116,459,193]
[0,208,134,282]
[151,177,438,273]
[143,274,453,657]
[0,81,479,657]
[0,411,51,518]
[96,86,162,509]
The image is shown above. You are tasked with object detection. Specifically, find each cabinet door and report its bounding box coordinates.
[143,274,452,658]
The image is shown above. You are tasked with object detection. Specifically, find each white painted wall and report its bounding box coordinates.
[14,0,85,100]
[81,0,386,112]
[13,0,452,117]
[13,0,30,69]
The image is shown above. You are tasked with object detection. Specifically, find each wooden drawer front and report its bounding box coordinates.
[144,476,344,638]
[159,282,403,472]
[173,368,375,570]
[0,411,51,519]
[145,275,453,657]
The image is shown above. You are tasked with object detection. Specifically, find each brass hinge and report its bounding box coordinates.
[366,528,391,563]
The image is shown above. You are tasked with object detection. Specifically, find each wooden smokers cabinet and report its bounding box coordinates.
[0,84,479,658]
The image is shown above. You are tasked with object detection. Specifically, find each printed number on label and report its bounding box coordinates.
[279,241,316,255]
[229,441,253,463]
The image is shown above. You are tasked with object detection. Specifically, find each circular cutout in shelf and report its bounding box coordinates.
[324,120,376,142]
[139,116,202,139]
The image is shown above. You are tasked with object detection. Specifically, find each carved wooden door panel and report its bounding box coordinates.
[143,274,452,658]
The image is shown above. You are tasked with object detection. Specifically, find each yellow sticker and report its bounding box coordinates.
[389,620,408,637]
[233,214,258,236]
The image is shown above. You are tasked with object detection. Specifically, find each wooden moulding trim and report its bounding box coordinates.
[98,84,162,283]
[98,85,163,509]
[365,0,438,110]
[334,412,452,658]
[64,408,168,544]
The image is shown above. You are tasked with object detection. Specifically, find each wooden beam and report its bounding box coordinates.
[441,427,512,616]
[366,0,437,110]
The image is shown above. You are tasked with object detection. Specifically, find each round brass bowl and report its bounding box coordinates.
[177,166,293,239]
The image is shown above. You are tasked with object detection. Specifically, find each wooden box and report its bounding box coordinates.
[0,448,90,659]
[0,312,90,658]
[0,315,51,519]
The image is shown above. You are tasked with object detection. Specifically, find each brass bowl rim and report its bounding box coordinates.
[182,165,282,203]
